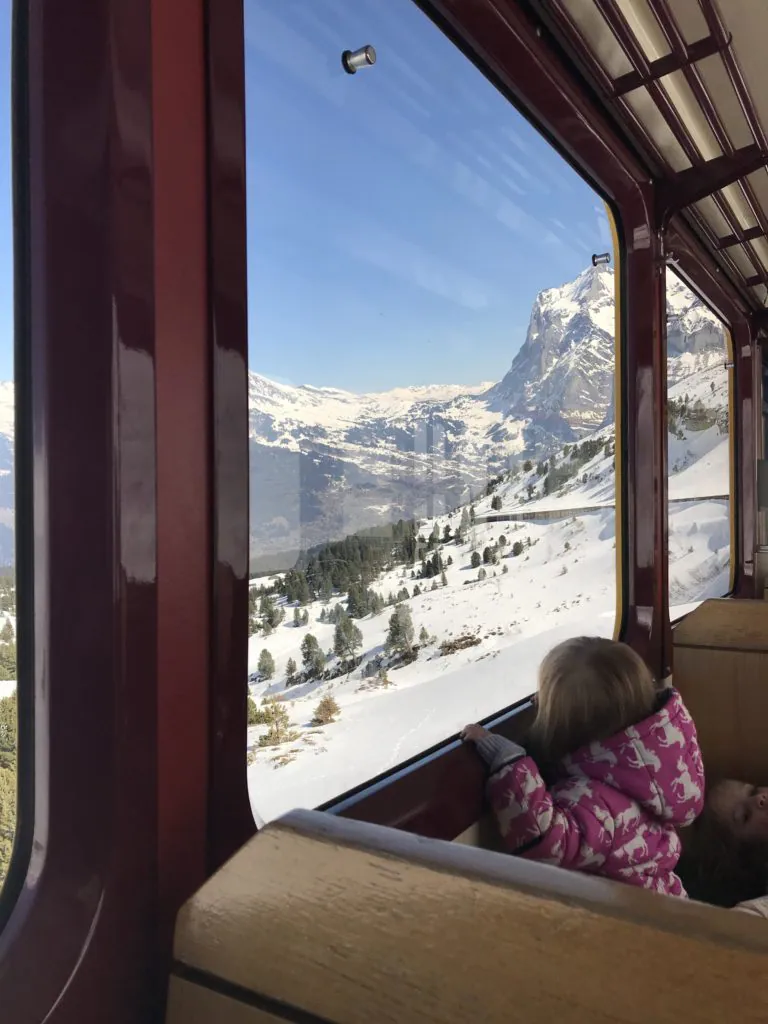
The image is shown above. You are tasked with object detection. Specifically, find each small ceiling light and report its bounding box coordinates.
[342,45,376,74]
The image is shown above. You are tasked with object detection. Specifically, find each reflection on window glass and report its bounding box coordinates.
[245,0,618,822]
[666,270,731,618]
[0,4,14,889]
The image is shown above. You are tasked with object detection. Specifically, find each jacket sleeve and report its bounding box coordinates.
[486,757,608,869]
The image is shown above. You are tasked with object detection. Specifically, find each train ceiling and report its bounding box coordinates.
[540,0,768,313]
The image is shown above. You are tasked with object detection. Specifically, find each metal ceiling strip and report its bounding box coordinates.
[592,0,709,172]
[698,0,768,152]
[546,0,748,288]
[716,225,766,250]
[647,0,768,278]
[612,32,727,97]
[656,145,767,221]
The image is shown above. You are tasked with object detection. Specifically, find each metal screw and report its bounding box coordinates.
[342,45,376,74]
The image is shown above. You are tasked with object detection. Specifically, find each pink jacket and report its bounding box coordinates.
[485,690,704,896]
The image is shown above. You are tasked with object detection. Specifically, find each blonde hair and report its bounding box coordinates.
[529,636,656,765]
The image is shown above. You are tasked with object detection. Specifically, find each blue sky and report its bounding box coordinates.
[0,6,11,383]
[244,0,611,393]
[0,2,612,391]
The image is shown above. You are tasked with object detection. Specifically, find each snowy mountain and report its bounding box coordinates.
[249,266,726,569]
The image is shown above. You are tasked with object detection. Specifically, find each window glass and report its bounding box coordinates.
[759,350,768,553]
[666,269,731,618]
[245,0,619,822]
[0,4,15,889]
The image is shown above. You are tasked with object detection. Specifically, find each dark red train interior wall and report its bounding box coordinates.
[206,0,256,874]
[0,0,161,1021]
[153,0,211,953]
[0,0,215,1020]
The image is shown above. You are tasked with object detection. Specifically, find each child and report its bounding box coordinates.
[676,778,768,907]
[463,636,705,896]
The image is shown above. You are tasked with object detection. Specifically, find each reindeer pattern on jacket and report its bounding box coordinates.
[487,690,704,896]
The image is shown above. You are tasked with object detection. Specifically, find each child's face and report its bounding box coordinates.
[709,779,768,842]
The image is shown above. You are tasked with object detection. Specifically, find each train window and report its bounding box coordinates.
[666,270,731,618]
[244,0,620,823]
[0,3,15,895]
[758,350,768,557]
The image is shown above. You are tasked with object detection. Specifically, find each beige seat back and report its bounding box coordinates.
[673,599,768,785]
[167,807,768,1024]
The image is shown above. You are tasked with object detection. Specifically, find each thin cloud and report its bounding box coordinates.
[341,220,492,311]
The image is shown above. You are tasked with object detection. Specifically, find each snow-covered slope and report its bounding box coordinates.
[247,507,619,820]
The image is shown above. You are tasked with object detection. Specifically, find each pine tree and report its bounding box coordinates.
[440,570,447,586]
[491,494,502,511]
[301,609,309,626]
[385,604,415,657]
[258,698,297,747]
[0,621,13,644]
[293,607,301,628]
[258,648,275,680]
[333,615,363,663]
[469,505,476,524]
[478,567,487,581]
[0,691,15,772]
[460,507,470,531]
[286,657,297,684]
[498,535,507,548]
[297,574,312,605]
[471,551,481,569]
[312,694,341,726]
[442,523,452,543]
[419,625,429,645]
[247,694,267,725]
[301,633,325,678]
[523,459,532,472]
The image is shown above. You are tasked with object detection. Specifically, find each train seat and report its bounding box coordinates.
[673,599,768,785]
[166,806,768,1024]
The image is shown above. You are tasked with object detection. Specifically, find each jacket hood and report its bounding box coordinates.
[560,689,704,825]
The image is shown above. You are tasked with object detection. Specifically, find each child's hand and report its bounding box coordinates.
[462,723,489,743]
